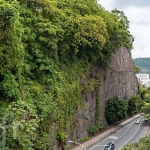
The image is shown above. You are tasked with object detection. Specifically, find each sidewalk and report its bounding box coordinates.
[68,114,140,150]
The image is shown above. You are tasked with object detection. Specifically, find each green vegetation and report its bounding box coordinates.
[134,57,150,73]
[127,95,142,116]
[105,87,149,125]
[0,0,133,149]
[140,87,150,120]
[134,64,140,73]
[87,124,106,136]
[121,86,150,149]
[105,97,128,124]
[121,135,150,150]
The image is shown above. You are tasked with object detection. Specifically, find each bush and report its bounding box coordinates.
[87,126,99,136]
[105,97,128,124]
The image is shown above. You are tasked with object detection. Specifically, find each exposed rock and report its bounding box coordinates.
[71,47,138,141]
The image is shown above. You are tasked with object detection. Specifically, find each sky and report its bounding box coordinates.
[97,0,150,59]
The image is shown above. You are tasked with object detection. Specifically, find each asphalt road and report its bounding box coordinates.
[89,116,148,150]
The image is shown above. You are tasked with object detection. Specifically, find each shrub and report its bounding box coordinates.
[105,97,128,124]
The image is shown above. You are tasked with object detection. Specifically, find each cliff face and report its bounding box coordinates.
[69,47,138,140]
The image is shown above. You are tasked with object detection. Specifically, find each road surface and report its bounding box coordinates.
[89,116,148,150]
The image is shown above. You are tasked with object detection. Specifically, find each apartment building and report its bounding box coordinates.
[136,74,150,87]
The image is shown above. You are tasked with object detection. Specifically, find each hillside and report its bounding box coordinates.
[0,0,136,150]
[134,58,150,73]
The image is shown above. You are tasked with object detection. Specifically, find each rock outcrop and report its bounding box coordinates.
[69,47,138,141]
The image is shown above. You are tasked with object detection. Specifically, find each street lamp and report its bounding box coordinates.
[68,140,86,150]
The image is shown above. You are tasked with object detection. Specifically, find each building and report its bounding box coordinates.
[136,74,150,87]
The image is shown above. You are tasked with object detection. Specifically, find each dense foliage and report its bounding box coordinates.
[134,57,150,73]
[134,65,140,73]
[105,97,128,124]
[0,0,133,149]
[121,135,150,150]
[105,86,150,149]
[139,87,150,121]
[127,95,142,116]
[121,86,150,149]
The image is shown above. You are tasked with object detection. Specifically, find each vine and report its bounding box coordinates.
[0,0,134,149]
[95,93,101,127]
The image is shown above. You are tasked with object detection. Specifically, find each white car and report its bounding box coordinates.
[140,113,144,116]
[135,119,140,124]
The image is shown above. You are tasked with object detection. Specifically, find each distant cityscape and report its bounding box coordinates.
[136,74,150,87]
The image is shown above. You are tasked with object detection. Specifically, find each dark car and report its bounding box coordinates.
[104,142,115,150]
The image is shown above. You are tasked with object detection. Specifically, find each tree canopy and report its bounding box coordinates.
[0,0,134,149]
[105,97,128,124]
[134,57,150,73]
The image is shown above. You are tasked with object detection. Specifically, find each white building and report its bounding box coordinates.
[136,74,150,87]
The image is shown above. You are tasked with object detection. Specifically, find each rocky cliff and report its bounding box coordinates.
[69,47,138,141]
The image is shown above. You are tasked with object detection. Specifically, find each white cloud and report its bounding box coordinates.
[98,0,150,58]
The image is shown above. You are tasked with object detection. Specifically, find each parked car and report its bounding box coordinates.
[135,119,140,124]
[104,142,115,150]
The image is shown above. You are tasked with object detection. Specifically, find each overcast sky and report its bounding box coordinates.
[98,0,150,59]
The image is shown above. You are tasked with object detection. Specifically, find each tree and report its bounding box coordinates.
[134,65,140,73]
[127,95,142,116]
[139,87,150,121]
[0,1,25,101]
[0,0,135,149]
[105,97,128,124]
[111,9,134,50]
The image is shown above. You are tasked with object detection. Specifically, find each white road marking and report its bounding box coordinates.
[108,136,118,140]
[118,119,143,150]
